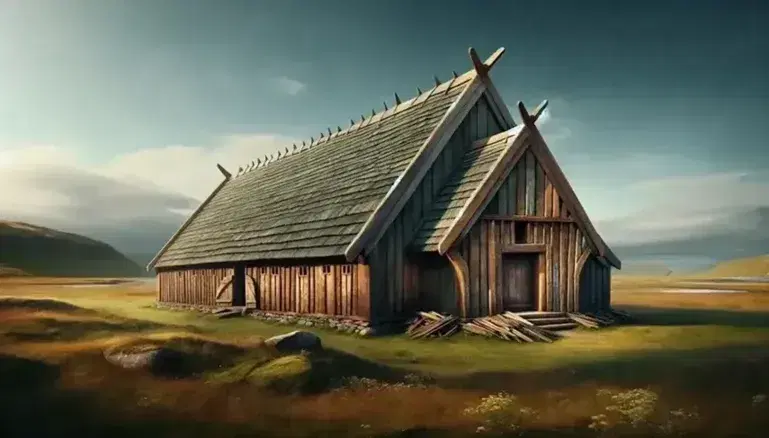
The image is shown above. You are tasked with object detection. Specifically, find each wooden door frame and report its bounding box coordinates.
[496,244,546,313]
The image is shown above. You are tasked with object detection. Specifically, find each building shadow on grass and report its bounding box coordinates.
[617,305,769,328]
[440,343,769,395]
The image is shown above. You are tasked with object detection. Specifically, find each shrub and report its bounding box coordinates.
[463,392,538,435]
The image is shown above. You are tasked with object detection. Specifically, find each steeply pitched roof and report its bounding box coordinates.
[413,101,621,269]
[151,70,482,268]
[411,126,527,251]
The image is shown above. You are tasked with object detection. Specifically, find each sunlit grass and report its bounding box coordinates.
[1,276,769,436]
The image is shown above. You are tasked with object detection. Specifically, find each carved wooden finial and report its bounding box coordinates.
[216,163,231,179]
[433,75,441,86]
[337,125,342,132]
[256,158,262,166]
[292,143,297,151]
[517,100,549,126]
[394,92,401,105]
[361,114,366,122]
[249,160,255,170]
[264,154,269,162]
[383,101,388,111]
[327,127,333,136]
[284,147,289,155]
[468,46,505,77]
[302,140,306,147]
[371,108,376,117]
[350,118,355,126]
[237,166,243,174]
[532,100,549,123]
[310,136,314,143]
[452,70,458,78]
[277,150,282,159]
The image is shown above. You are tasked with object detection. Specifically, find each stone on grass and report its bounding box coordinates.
[265,330,322,352]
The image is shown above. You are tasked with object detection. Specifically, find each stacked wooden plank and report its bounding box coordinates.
[407,311,461,339]
[513,311,579,331]
[461,312,560,343]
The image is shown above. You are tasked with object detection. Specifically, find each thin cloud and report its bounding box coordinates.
[272,76,307,96]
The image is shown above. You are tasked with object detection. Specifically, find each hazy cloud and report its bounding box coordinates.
[0,133,298,236]
[593,171,769,245]
[272,76,306,96]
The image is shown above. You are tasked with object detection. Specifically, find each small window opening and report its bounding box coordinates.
[299,266,309,276]
[322,265,331,275]
[270,267,279,275]
[341,265,352,275]
[514,221,527,244]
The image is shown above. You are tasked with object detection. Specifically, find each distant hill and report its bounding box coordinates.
[0,221,144,277]
[701,255,769,278]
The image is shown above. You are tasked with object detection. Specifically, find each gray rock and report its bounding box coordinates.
[264,330,322,352]
[103,344,185,375]
[358,328,372,337]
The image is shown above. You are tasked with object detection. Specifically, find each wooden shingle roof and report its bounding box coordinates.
[151,70,481,268]
[412,126,527,251]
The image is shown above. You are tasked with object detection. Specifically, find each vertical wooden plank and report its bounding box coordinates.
[357,262,371,319]
[525,151,536,215]
[516,162,526,215]
[395,217,404,316]
[488,220,497,315]
[560,223,568,312]
[478,97,489,137]
[564,224,577,312]
[469,224,481,318]
[553,193,561,217]
[507,168,516,215]
[545,223,553,311]
[479,220,488,316]
[498,178,508,215]
[535,162,545,216]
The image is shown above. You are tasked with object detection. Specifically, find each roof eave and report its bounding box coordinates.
[147,168,232,271]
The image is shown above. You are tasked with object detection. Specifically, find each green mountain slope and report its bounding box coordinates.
[0,221,143,277]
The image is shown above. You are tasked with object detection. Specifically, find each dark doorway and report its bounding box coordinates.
[232,265,246,307]
[501,253,537,311]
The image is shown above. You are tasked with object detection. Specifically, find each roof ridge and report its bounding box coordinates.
[232,69,476,178]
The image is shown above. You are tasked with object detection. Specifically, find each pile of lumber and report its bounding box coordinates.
[407,311,461,339]
[462,312,560,343]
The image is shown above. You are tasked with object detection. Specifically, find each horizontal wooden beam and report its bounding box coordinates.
[483,214,575,223]
[500,244,546,254]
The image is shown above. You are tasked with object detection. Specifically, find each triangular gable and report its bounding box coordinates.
[432,102,621,269]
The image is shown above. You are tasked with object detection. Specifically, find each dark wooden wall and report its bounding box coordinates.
[157,261,371,319]
[408,253,458,315]
[579,256,612,313]
[368,94,505,322]
[245,263,369,319]
[157,267,233,306]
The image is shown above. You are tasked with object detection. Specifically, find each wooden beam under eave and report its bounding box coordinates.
[446,248,469,318]
[500,243,546,254]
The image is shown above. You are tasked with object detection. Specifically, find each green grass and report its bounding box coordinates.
[1,277,769,437]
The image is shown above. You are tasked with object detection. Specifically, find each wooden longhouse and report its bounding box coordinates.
[148,47,621,324]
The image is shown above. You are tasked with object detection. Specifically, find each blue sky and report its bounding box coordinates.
[0,0,767,250]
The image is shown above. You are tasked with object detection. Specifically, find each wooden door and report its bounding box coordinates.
[501,253,537,311]
[232,265,246,307]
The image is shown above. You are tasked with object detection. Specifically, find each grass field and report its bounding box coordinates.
[1,276,768,437]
